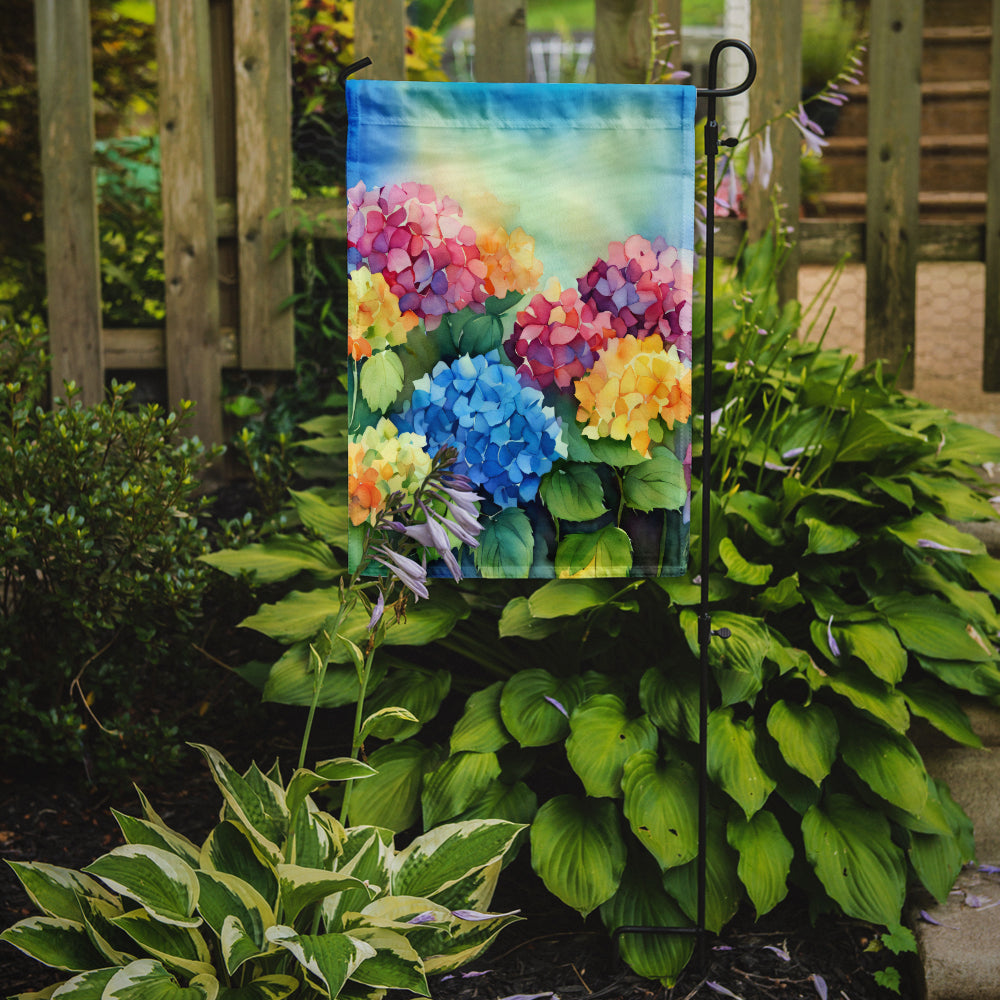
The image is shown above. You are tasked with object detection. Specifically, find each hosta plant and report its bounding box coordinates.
[1,744,523,999]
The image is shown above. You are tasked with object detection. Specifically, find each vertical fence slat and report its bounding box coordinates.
[34,0,103,405]
[474,0,527,82]
[157,0,223,444]
[746,0,801,304]
[594,0,657,84]
[657,0,682,74]
[233,0,294,369]
[983,0,1000,390]
[864,0,923,390]
[355,0,407,80]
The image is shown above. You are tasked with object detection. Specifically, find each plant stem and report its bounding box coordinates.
[339,643,377,826]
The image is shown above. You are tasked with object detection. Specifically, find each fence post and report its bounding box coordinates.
[746,0,801,305]
[157,0,223,445]
[233,0,294,369]
[594,0,662,84]
[34,0,104,405]
[864,0,922,390]
[474,0,527,82]
[354,0,407,80]
[983,0,1000,391]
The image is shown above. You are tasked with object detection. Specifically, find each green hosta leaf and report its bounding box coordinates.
[680,610,770,707]
[497,596,565,639]
[936,421,1000,464]
[111,908,214,978]
[866,474,914,509]
[834,621,907,684]
[453,779,538,827]
[424,907,522,975]
[102,959,218,1000]
[724,490,784,545]
[718,537,772,586]
[218,915,269,981]
[555,525,632,578]
[216,975,299,1000]
[707,708,776,819]
[874,594,995,662]
[265,926,375,998]
[886,512,985,556]
[277,865,373,925]
[0,916,107,971]
[802,516,859,556]
[4,862,118,923]
[195,871,273,974]
[359,349,404,412]
[901,680,982,748]
[83,846,200,928]
[285,759,376,822]
[475,508,534,577]
[907,472,998,521]
[966,553,1000,597]
[392,820,524,901]
[755,573,804,613]
[200,536,340,585]
[639,665,699,742]
[288,488,348,546]
[909,782,967,906]
[765,700,838,786]
[322,830,394,930]
[345,926,428,994]
[540,463,608,521]
[260,644,382,709]
[34,966,117,998]
[499,669,584,747]
[360,706,421,742]
[622,447,687,512]
[802,793,906,926]
[363,667,451,741]
[200,822,278,911]
[527,579,619,618]
[727,811,793,918]
[811,662,910,732]
[911,562,1000,633]
[450,682,511,754]
[839,718,929,816]
[112,812,201,869]
[421,752,502,828]
[565,695,657,798]
[530,795,626,917]
[621,751,698,871]
[347,740,442,832]
[835,410,927,463]
[916,655,1000,697]
[599,853,694,987]
[74,894,134,967]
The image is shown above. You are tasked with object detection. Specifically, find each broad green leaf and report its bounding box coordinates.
[555,525,632,578]
[4,862,118,923]
[285,760,376,822]
[885,512,985,557]
[359,349,404,412]
[276,865,372,925]
[265,926,374,998]
[215,975,299,1000]
[360,706,420,742]
[599,854,694,987]
[362,667,451,740]
[908,784,967,907]
[724,490,784,545]
[83,846,200,928]
[70,894,134,968]
[322,830,393,930]
[718,536,772,586]
[765,701,838,786]
[499,670,585,747]
[347,740,442,832]
[421,751,502,828]
[916,655,1000,697]
[454,311,503,353]
[621,751,699,871]
[261,644,383,709]
[218,915,268,980]
[453,779,538,827]
[865,474,914,509]
[936,421,1000,465]
[756,573,804,614]
[346,926,428,994]
[622,447,687,512]
[200,536,340,584]
[111,813,201,868]
[566,695,658,798]
[966,553,1000,597]
[707,708,776,819]
[539,463,608,521]
[199,822,278,910]
[0,917,107,972]
[475,508,534,577]
[834,621,907,684]
[910,562,1000,633]
[194,871,273,974]
[839,718,929,816]
[639,665,699,743]
[526,579,618,619]
[727,811,793,917]
[497,596,564,640]
[835,410,927,463]
[802,793,906,926]
[530,795,626,916]
[875,594,995,662]
[809,661,910,732]
[288,489,348,546]
[680,610,771,707]
[901,680,982,748]
[450,682,511,754]
[44,967,117,998]
[906,472,999,521]
[102,959,217,1000]
[803,517,859,556]
[110,909,214,978]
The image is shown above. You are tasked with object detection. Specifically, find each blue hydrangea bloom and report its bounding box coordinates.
[397,351,566,508]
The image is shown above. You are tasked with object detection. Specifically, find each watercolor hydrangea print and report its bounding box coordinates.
[347,179,693,580]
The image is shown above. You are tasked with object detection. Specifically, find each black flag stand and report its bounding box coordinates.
[611,38,756,972]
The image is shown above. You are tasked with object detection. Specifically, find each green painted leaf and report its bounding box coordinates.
[103,959,217,1000]
[475,508,534,577]
[718,537,772,586]
[200,536,340,584]
[539,463,608,521]
[587,433,649,467]
[530,795,626,917]
[499,670,584,747]
[450,682,511,754]
[622,447,687,512]
[421,751,502,828]
[765,700,837,786]
[727,811,793,918]
[555,525,632,578]
[839,718,929,816]
[802,793,906,926]
[4,862,118,923]
[0,916,107,972]
[265,926,374,997]
[359,350,404,412]
[566,695,658,798]
[347,740,441,832]
[621,751,698,870]
[707,708,776,819]
[527,579,619,618]
[875,594,995,662]
[803,517,859,555]
[901,680,982,748]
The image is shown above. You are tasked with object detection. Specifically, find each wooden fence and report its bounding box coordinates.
[33,0,1000,445]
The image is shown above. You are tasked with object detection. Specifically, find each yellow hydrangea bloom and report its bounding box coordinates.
[348,266,419,360]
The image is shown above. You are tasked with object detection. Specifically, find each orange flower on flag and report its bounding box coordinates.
[476,224,544,300]
[348,266,419,361]
[574,334,691,459]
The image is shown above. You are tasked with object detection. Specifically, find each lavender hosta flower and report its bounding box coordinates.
[747,124,774,191]
[791,104,829,157]
[372,544,429,601]
[826,615,841,658]
[367,590,385,631]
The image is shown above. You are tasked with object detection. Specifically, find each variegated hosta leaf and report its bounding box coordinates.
[265,926,375,998]
[529,795,626,917]
[322,829,393,931]
[726,810,793,918]
[391,820,524,901]
[706,707,776,819]
[449,681,511,754]
[195,871,274,973]
[288,804,341,871]
[421,907,522,975]
[425,859,501,915]
[214,974,300,999]
[0,916,107,971]
[285,761,376,824]
[77,894,136,966]
[111,810,202,868]
[421,751,502,829]
[219,915,271,980]
[102,958,218,999]
[345,926,429,995]
[110,908,215,979]
[621,751,699,871]
[200,822,278,911]
[83,846,201,928]
[276,864,375,925]
[46,966,118,997]
[765,700,838,786]
[4,861,118,922]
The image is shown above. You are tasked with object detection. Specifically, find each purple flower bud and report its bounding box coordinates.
[367,591,385,631]
[544,695,569,718]
[373,545,429,600]
[407,911,438,925]
[827,616,841,658]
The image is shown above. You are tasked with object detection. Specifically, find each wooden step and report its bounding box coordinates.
[922,0,992,28]
[813,190,987,222]
[922,25,993,83]
[832,80,991,137]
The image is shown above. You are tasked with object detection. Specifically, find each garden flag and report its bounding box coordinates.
[347,80,697,579]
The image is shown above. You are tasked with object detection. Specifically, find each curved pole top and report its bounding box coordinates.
[696,39,756,99]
